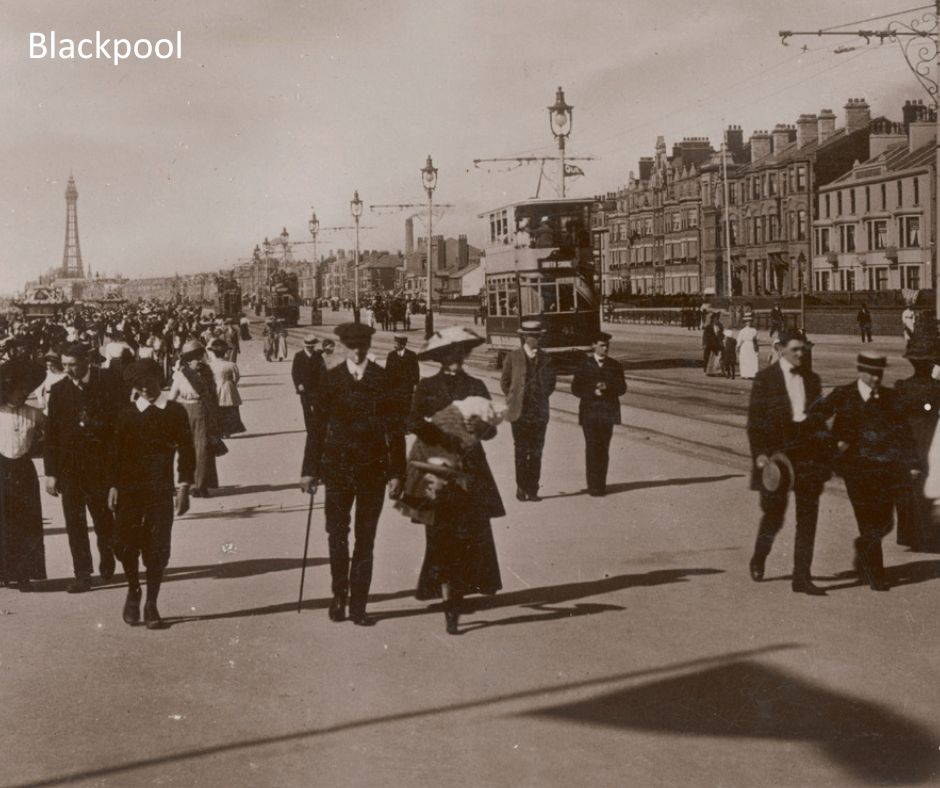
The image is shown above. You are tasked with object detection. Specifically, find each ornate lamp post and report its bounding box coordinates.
[421,154,439,338]
[548,86,573,197]
[308,209,319,300]
[350,190,363,323]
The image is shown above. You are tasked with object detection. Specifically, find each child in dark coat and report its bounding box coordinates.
[721,328,737,379]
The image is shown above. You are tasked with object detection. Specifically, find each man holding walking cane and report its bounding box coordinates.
[298,323,406,626]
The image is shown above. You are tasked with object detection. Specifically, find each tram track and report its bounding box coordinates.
[263,323,755,468]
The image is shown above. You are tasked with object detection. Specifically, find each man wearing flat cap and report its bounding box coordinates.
[299,322,406,626]
[747,329,831,595]
[571,331,626,497]
[810,351,919,591]
[500,320,556,501]
[291,334,326,433]
[44,341,122,592]
[384,334,420,445]
[108,360,196,629]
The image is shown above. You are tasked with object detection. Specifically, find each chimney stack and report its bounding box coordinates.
[725,125,745,162]
[817,109,837,144]
[796,114,818,148]
[750,130,772,162]
[903,98,933,129]
[405,217,414,255]
[868,119,907,158]
[909,117,937,153]
[638,157,654,181]
[771,124,795,153]
[844,98,871,134]
[458,234,469,269]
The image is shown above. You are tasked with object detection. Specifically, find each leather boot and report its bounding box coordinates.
[444,598,460,635]
[123,586,142,625]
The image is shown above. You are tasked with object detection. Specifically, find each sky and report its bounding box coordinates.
[0,0,931,293]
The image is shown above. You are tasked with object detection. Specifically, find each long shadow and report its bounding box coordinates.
[376,568,723,624]
[160,587,416,626]
[621,357,703,371]
[8,644,801,788]
[541,474,744,501]
[230,429,306,439]
[211,483,301,498]
[179,504,315,521]
[528,659,939,785]
[816,559,940,592]
[236,382,279,388]
[32,557,326,593]
[459,602,625,633]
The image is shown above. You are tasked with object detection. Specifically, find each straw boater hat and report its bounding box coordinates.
[0,357,46,397]
[303,334,319,347]
[857,351,887,374]
[517,319,546,336]
[417,326,485,362]
[761,451,795,494]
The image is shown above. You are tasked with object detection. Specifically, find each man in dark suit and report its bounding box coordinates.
[702,311,724,373]
[810,352,919,591]
[384,334,420,440]
[746,330,831,595]
[570,331,627,497]
[291,334,326,432]
[500,320,556,501]
[44,342,120,592]
[299,323,406,626]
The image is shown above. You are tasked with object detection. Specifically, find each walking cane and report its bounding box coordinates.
[297,489,315,613]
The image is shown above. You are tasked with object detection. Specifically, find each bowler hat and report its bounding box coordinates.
[0,358,46,396]
[417,326,485,361]
[334,322,375,347]
[761,452,794,494]
[123,359,164,387]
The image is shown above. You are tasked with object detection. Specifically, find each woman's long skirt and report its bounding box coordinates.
[220,406,246,437]
[0,455,47,582]
[416,507,502,600]
[181,400,219,491]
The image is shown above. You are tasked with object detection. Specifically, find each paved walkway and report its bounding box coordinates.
[2,328,938,787]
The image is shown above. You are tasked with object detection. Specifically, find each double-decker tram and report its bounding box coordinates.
[481,198,599,370]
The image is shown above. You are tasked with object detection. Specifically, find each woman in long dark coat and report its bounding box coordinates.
[400,326,503,634]
[0,359,47,590]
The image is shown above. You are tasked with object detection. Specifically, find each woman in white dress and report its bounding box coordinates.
[736,313,760,379]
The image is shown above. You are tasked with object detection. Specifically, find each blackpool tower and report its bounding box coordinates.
[61,174,84,279]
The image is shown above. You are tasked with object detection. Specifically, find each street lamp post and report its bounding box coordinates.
[308,209,319,302]
[797,251,807,332]
[350,190,363,324]
[548,86,573,198]
[421,155,438,338]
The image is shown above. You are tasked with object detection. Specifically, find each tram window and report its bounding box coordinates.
[519,282,543,315]
[540,284,558,313]
[508,292,519,315]
[488,292,498,315]
[558,283,575,312]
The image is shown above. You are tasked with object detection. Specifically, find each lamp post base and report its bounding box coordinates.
[425,310,434,340]
[353,307,361,325]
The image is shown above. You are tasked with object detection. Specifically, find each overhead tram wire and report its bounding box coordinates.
[816,4,932,32]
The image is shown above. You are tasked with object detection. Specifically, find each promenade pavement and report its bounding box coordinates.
[1,323,938,788]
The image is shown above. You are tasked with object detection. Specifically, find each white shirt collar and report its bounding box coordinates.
[857,379,873,402]
[523,345,538,360]
[346,357,369,378]
[593,354,606,365]
[135,392,169,412]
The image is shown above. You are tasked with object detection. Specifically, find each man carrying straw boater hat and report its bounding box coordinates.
[500,319,556,501]
[746,328,831,595]
[299,322,406,626]
[809,351,920,591]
